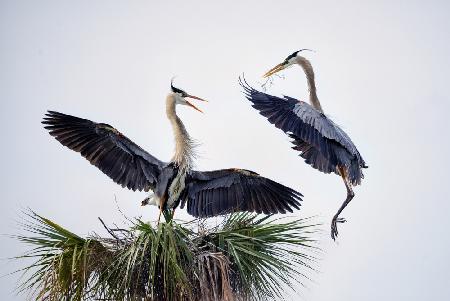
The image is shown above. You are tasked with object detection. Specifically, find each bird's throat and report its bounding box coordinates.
[166,95,196,169]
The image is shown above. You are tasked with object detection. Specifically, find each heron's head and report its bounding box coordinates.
[170,80,207,113]
[263,49,313,78]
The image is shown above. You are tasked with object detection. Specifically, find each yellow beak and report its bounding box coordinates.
[263,62,287,78]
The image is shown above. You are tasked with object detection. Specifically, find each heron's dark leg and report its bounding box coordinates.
[157,195,167,225]
[331,167,355,240]
[157,207,163,225]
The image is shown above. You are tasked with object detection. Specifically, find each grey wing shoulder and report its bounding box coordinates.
[292,101,360,156]
[292,101,334,137]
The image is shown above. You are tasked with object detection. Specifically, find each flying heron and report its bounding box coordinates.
[240,50,367,240]
[43,81,302,222]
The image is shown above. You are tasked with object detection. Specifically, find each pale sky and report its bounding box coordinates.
[1,1,450,300]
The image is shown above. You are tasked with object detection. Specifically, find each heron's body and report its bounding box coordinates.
[43,82,303,221]
[242,50,367,239]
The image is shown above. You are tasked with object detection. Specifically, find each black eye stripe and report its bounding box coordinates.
[284,51,300,62]
[171,84,187,95]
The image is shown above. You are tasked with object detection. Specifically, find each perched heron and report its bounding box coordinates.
[240,50,367,240]
[43,81,302,222]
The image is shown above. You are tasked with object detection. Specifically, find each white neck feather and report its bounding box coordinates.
[166,94,197,169]
[296,56,324,113]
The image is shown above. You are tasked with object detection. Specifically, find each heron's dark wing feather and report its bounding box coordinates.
[240,78,366,185]
[240,78,366,165]
[283,95,362,157]
[42,111,165,191]
[181,169,302,218]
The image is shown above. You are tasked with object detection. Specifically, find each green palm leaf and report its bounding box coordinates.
[13,210,320,300]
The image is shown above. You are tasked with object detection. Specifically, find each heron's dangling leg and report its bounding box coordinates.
[331,167,355,240]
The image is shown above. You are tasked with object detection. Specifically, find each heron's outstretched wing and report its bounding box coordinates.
[43,111,166,191]
[181,169,302,218]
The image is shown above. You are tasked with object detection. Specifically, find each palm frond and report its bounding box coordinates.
[196,213,319,300]
[13,210,320,301]
[14,211,110,300]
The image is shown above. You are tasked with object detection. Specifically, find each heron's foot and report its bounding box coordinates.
[331,215,347,241]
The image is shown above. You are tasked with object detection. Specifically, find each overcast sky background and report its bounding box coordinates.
[1,1,450,300]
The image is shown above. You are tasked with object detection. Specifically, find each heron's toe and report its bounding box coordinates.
[331,216,347,241]
[331,218,338,240]
[336,217,347,223]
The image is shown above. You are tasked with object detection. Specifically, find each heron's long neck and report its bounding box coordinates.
[297,56,324,113]
[166,95,196,170]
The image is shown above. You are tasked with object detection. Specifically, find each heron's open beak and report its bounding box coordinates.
[185,94,208,113]
[263,62,287,78]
